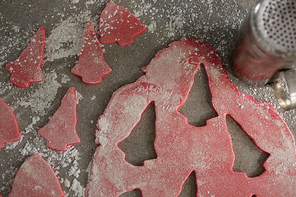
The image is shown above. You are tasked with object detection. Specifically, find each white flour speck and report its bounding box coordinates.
[61,74,71,84]
[75,90,83,104]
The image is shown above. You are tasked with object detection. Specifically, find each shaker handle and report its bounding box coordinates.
[270,68,296,110]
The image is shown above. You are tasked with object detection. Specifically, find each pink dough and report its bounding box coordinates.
[0,98,21,149]
[6,27,46,88]
[38,87,80,151]
[9,154,64,197]
[99,2,146,46]
[86,39,296,196]
[71,22,112,85]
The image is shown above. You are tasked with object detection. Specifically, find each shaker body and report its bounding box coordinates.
[231,0,296,109]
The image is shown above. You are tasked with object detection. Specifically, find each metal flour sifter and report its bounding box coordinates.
[232,0,296,110]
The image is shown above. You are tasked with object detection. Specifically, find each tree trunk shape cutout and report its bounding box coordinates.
[38,87,80,151]
[6,27,46,88]
[86,39,296,197]
[0,98,21,149]
[9,154,64,197]
[99,2,146,46]
[71,22,112,85]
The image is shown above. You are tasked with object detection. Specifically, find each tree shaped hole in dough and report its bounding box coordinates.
[38,87,80,151]
[0,98,21,149]
[9,154,64,197]
[71,22,112,85]
[86,39,296,197]
[6,27,46,88]
[99,2,146,46]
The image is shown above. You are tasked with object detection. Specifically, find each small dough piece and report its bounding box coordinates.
[6,27,46,88]
[9,154,64,197]
[0,98,21,149]
[99,2,146,46]
[38,87,80,151]
[71,22,112,84]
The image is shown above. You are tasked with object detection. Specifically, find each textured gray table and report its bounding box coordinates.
[0,0,295,196]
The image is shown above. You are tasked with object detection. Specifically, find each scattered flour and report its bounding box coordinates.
[85,0,96,6]
[45,10,94,62]
[90,95,96,101]
[0,81,13,96]
[0,24,36,68]
[147,21,157,33]
[165,11,185,38]
[12,25,20,33]
[133,2,152,18]
[70,179,85,197]
[65,179,71,188]
[2,136,23,150]
[13,71,62,116]
[61,74,71,84]
[76,90,83,104]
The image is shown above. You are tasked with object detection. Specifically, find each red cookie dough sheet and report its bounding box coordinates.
[86,38,296,197]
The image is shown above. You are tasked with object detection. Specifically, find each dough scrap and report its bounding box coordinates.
[71,22,112,84]
[6,27,46,88]
[99,2,146,46]
[0,98,21,149]
[38,87,80,151]
[9,154,64,197]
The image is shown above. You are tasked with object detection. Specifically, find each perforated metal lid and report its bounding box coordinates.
[256,0,296,55]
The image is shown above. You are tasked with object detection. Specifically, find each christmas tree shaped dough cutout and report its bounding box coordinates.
[99,2,146,46]
[71,22,112,85]
[9,154,64,197]
[0,98,21,149]
[38,87,80,151]
[6,27,46,88]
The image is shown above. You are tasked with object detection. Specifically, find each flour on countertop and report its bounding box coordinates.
[13,71,61,116]
[147,21,157,33]
[24,116,41,134]
[90,95,96,101]
[132,2,152,18]
[45,10,95,62]
[76,90,83,104]
[0,24,36,68]
[70,179,85,197]
[2,136,23,150]
[61,74,71,84]
[165,12,185,38]
[64,179,71,188]
[72,0,80,4]
[0,81,13,96]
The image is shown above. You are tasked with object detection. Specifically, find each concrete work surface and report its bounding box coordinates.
[0,0,295,196]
